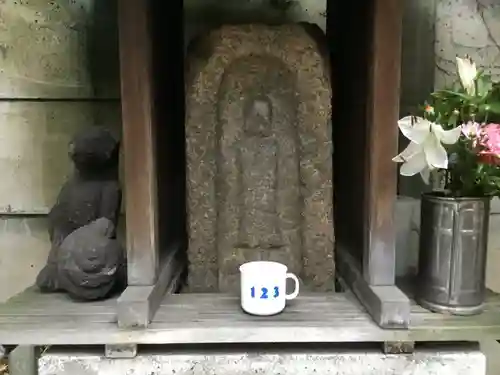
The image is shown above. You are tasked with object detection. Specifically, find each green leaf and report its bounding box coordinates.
[447,111,459,126]
[477,75,493,98]
[452,80,463,93]
[435,89,472,101]
[479,102,500,115]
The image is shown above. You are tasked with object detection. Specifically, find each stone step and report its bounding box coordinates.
[37,346,485,375]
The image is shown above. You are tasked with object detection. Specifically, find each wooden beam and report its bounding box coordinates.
[8,346,38,375]
[105,344,137,359]
[382,341,415,354]
[117,245,184,328]
[117,0,159,285]
[363,0,403,286]
[3,291,500,345]
[337,247,410,328]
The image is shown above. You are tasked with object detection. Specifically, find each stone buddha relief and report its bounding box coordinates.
[185,24,334,293]
[238,94,283,249]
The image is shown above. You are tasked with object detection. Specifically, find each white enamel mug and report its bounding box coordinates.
[239,261,300,316]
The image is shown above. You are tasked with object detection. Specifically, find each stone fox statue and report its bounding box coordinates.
[36,127,126,300]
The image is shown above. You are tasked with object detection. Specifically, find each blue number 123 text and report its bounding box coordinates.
[250,286,280,299]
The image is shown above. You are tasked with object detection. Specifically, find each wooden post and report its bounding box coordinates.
[329,0,410,328]
[117,0,159,286]
[116,0,184,328]
[363,0,403,286]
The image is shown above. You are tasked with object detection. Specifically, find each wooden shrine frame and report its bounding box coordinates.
[116,0,408,329]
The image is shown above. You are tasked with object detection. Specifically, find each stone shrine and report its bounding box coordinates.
[185,24,334,292]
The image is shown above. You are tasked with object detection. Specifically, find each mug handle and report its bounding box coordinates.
[285,273,300,300]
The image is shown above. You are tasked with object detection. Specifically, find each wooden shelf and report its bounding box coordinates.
[1,289,500,345]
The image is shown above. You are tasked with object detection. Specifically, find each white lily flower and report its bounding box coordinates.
[456,55,477,96]
[392,116,462,184]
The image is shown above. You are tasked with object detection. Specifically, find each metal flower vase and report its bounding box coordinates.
[417,192,491,315]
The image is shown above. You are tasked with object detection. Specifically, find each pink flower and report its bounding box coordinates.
[477,123,500,165]
[462,121,480,139]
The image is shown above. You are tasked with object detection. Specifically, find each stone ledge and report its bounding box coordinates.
[38,347,486,375]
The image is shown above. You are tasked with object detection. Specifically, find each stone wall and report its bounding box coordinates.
[0,0,121,301]
[435,0,500,89]
[184,0,326,47]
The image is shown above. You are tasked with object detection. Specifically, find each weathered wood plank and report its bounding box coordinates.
[337,246,410,328]
[1,290,500,345]
[8,346,38,375]
[0,315,115,325]
[117,245,184,328]
[0,287,117,326]
[0,287,116,306]
[118,0,159,285]
[363,0,403,286]
[382,341,415,354]
[105,344,137,359]
[2,294,116,310]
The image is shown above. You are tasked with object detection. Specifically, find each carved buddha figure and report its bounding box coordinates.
[186,24,334,293]
[238,95,282,249]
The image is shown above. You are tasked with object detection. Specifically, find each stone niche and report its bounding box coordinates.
[185,24,334,293]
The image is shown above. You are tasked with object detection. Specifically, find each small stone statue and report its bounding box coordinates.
[57,218,126,300]
[36,127,125,300]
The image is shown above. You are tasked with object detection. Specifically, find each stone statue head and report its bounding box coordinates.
[68,127,120,174]
[244,95,273,137]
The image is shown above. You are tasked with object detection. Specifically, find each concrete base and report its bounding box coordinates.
[39,348,486,375]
